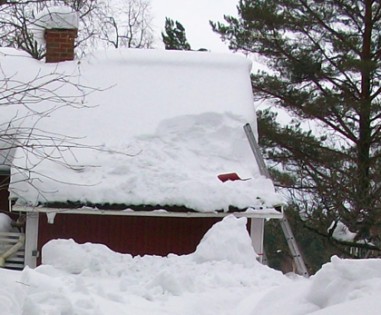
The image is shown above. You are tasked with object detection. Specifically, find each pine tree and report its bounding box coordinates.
[162,17,191,50]
[212,0,381,256]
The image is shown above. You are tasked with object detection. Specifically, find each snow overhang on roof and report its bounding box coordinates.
[0,136,15,173]
[33,6,79,30]
[1,48,284,213]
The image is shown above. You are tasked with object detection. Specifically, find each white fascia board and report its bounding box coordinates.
[12,206,283,219]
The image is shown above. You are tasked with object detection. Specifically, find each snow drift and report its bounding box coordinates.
[1,215,381,315]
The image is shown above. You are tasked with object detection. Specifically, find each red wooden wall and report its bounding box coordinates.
[0,174,10,212]
[38,213,222,257]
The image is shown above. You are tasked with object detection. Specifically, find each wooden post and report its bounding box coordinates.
[250,218,265,263]
[24,212,39,268]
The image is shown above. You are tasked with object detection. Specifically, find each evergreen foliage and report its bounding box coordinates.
[212,0,381,257]
[265,207,336,274]
[162,17,191,50]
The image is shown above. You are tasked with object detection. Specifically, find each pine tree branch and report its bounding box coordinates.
[303,223,380,253]
[299,0,361,55]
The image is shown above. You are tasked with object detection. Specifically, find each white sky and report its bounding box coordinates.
[150,0,239,52]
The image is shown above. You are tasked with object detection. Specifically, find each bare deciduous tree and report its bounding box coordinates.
[99,0,153,49]
[0,61,96,193]
[0,0,154,59]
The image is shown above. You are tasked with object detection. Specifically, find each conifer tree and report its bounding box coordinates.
[212,0,381,256]
[162,17,191,50]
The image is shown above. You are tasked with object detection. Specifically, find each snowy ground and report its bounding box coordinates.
[1,215,381,315]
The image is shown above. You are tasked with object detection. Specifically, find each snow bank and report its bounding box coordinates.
[1,216,381,315]
[193,215,257,267]
[0,269,25,315]
[42,239,131,274]
[0,213,12,232]
[43,216,262,274]
[20,266,74,315]
[31,215,284,313]
[306,256,381,310]
[252,255,381,315]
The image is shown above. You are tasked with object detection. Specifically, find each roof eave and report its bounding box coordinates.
[12,205,283,219]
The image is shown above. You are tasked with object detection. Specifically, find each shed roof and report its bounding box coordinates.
[1,48,283,212]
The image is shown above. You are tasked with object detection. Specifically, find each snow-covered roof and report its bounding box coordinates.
[1,48,283,212]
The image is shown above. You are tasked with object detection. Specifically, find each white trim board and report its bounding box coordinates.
[12,205,283,220]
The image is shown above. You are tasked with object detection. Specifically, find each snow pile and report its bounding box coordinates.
[193,215,257,267]
[306,256,381,312]
[1,216,381,314]
[252,255,381,315]
[19,216,286,314]
[42,239,129,275]
[42,216,263,275]
[0,213,12,232]
[11,111,279,211]
[0,269,24,315]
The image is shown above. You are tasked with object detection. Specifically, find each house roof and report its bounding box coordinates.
[1,48,283,212]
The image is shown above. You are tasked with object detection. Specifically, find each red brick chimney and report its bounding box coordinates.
[36,7,79,63]
[45,28,78,63]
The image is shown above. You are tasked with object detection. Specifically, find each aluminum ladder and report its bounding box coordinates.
[244,123,309,277]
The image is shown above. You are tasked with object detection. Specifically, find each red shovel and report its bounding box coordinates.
[217,172,250,182]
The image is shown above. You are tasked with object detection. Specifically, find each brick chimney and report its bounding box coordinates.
[35,7,79,63]
[45,28,78,63]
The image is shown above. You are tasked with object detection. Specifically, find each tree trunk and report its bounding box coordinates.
[357,0,373,214]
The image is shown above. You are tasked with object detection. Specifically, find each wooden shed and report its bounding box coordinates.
[1,46,283,268]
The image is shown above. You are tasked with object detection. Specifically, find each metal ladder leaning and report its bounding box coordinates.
[244,123,309,277]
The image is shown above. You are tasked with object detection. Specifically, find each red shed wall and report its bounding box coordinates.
[37,214,222,258]
[0,174,10,212]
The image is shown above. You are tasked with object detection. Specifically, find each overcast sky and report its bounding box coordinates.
[150,0,239,52]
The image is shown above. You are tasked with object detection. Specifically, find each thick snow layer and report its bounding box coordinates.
[1,215,381,315]
[328,220,357,242]
[0,213,12,232]
[35,6,79,30]
[1,48,283,211]
[31,6,79,44]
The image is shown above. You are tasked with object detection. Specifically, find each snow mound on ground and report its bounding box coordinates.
[34,216,285,313]
[0,213,12,232]
[306,256,381,309]
[251,256,381,315]
[42,215,261,274]
[20,266,74,315]
[42,239,132,274]
[0,269,25,315]
[192,215,258,267]
[6,216,381,314]
[36,216,285,308]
